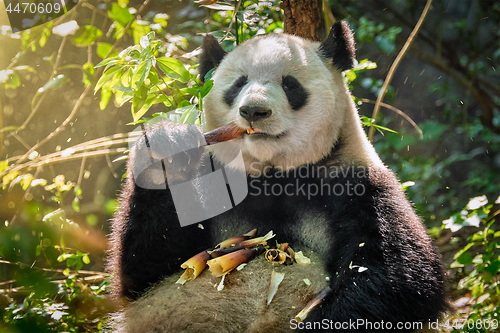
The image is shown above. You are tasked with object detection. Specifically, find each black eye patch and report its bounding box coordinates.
[223,76,248,106]
[282,76,308,110]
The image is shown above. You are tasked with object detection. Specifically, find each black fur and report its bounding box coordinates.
[282,75,309,110]
[319,21,356,71]
[224,75,248,106]
[198,34,227,82]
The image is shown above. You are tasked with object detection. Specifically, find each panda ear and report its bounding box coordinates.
[199,34,227,82]
[319,21,355,72]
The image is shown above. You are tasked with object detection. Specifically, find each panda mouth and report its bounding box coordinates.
[246,127,264,135]
[245,127,286,139]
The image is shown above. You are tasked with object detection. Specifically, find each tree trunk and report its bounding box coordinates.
[280,0,323,41]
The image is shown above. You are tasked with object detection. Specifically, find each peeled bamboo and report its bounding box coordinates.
[207,245,265,277]
[215,229,257,249]
[209,230,274,258]
[176,250,212,285]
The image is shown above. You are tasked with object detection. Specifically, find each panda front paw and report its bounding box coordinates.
[129,121,206,189]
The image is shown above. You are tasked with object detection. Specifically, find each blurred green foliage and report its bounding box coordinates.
[444,195,500,332]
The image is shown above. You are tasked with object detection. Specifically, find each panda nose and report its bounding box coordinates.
[239,106,272,123]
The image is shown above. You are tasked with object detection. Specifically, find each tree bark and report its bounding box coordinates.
[280,0,323,41]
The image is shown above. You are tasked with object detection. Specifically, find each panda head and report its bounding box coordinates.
[200,22,357,173]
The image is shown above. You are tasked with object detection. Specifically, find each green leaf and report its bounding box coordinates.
[132,87,149,121]
[42,209,65,224]
[74,185,82,196]
[208,30,231,41]
[132,59,152,90]
[39,29,49,47]
[97,43,118,59]
[112,85,134,93]
[57,253,74,262]
[95,56,121,68]
[95,65,124,93]
[108,3,133,27]
[115,90,134,107]
[140,31,155,48]
[450,260,464,268]
[483,261,500,276]
[131,93,168,122]
[72,197,80,212]
[121,68,133,87]
[1,70,21,88]
[456,252,474,266]
[117,0,128,7]
[177,100,191,108]
[153,13,168,28]
[146,40,162,57]
[31,75,70,109]
[157,57,191,83]
[0,125,18,133]
[344,70,356,83]
[75,257,83,271]
[200,80,213,98]
[100,85,113,110]
[131,21,152,45]
[111,68,126,87]
[82,62,96,87]
[178,105,199,124]
[124,48,142,60]
[0,160,8,173]
[5,71,20,88]
[82,254,90,265]
[19,174,34,190]
[37,74,70,92]
[204,68,215,82]
[454,242,474,260]
[71,25,103,47]
[374,124,397,134]
[179,87,199,96]
[360,116,398,133]
[139,45,154,62]
[147,68,159,86]
[356,59,378,70]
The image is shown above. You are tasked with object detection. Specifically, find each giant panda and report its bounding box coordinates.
[108,21,447,332]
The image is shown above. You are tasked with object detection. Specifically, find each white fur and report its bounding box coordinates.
[202,33,383,174]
